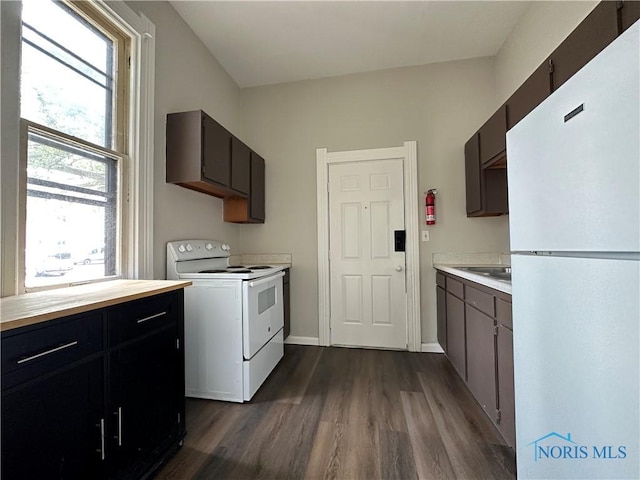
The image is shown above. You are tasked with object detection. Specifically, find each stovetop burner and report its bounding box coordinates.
[199,269,229,273]
[248,265,272,269]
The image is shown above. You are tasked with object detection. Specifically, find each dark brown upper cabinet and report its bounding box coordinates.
[250,152,266,221]
[479,105,507,167]
[465,133,482,215]
[202,113,231,187]
[465,132,509,217]
[550,1,619,91]
[231,137,251,196]
[507,62,552,129]
[224,152,266,224]
[166,110,248,199]
[620,0,640,33]
[464,1,630,218]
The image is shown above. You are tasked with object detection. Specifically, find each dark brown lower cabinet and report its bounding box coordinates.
[436,269,515,448]
[1,290,186,480]
[1,358,104,480]
[436,284,447,352]
[283,268,290,339]
[445,291,466,380]
[109,327,181,479]
[496,324,515,448]
[465,304,497,417]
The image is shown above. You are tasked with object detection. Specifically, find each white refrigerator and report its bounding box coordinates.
[506,22,639,480]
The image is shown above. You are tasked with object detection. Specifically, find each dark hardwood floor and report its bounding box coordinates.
[155,346,515,480]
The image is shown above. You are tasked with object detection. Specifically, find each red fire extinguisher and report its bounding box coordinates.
[426,189,437,225]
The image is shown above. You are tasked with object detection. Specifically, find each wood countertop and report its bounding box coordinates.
[0,279,192,332]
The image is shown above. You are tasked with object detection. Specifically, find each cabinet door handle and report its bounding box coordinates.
[136,311,167,324]
[113,407,122,446]
[97,418,105,460]
[17,340,78,364]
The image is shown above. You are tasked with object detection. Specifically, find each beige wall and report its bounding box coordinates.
[238,58,510,342]
[495,1,597,104]
[127,1,244,279]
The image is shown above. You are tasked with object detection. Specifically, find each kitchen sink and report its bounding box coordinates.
[458,266,512,281]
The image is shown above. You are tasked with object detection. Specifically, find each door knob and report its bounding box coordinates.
[396,265,403,272]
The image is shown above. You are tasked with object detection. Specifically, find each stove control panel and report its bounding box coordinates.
[167,240,230,261]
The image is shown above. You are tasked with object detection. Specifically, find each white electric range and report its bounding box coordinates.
[167,239,285,402]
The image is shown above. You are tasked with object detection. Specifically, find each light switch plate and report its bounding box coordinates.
[421,230,430,242]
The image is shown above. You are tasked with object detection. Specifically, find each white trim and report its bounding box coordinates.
[97,1,155,280]
[316,148,331,347]
[404,141,421,352]
[316,141,421,352]
[284,336,320,346]
[421,343,445,353]
[0,0,22,297]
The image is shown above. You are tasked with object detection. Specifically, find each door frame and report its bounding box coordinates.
[316,141,420,351]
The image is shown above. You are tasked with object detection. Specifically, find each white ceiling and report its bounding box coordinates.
[170,1,531,88]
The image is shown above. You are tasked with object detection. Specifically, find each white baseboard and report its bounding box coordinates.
[285,337,442,352]
[284,336,320,346]
[421,342,444,353]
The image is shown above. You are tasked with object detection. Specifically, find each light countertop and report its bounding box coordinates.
[0,279,192,332]
[434,264,512,295]
[229,253,292,269]
[432,252,511,294]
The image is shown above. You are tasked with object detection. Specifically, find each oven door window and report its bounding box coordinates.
[258,286,276,314]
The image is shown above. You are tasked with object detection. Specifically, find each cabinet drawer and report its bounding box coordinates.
[436,272,446,288]
[496,298,513,330]
[1,313,102,389]
[446,277,464,299]
[108,293,178,346]
[465,285,495,317]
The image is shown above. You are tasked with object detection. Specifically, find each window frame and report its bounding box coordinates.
[19,119,128,291]
[1,0,155,296]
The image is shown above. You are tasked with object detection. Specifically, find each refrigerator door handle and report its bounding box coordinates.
[564,103,584,122]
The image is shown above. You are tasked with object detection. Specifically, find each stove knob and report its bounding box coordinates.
[186,244,193,252]
[205,243,213,251]
[222,244,229,251]
[178,244,186,253]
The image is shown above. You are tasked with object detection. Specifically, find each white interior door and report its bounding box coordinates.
[328,158,407,349]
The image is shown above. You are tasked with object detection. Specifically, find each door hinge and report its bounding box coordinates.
[176,338,180,349]
[496,409,502,425]
[548,58,554,74]
[494,325,499,336]
[616,1,623,11]
[327,183,330,193]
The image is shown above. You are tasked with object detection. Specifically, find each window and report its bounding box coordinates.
[20,0,130,290]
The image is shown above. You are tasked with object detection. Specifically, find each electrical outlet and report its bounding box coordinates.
[421,230,430,242]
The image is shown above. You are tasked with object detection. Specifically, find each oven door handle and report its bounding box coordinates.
[248,271,285,288]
